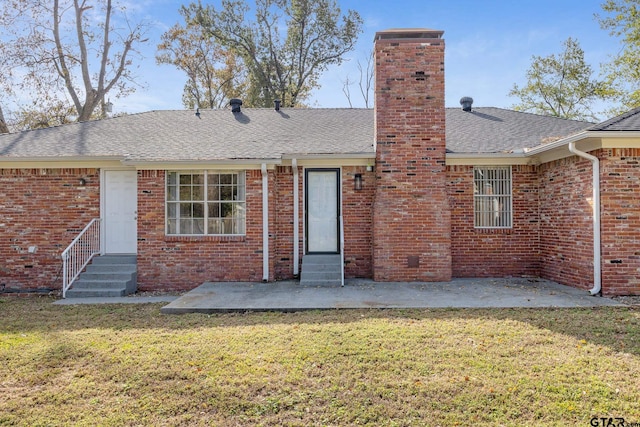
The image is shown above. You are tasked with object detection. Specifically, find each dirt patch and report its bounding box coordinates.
[611,295,640,306]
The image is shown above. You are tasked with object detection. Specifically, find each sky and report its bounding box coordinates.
[113,0,620,117]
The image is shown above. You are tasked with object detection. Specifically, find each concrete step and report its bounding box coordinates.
[90,255,136,264]
[302,271,342,281]
[302,254,341,265]
[78,271,135,281]
[302,263,341,273]
[85,264,137,273]
[300,254,343,287]
[66,255,137,298]
[73,279,135,289]
[66,287,127,298]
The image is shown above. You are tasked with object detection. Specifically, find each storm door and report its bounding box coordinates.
[305,169,340,253]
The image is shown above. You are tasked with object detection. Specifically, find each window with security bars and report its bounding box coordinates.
[473,166,512,228]
[166,171,246,235]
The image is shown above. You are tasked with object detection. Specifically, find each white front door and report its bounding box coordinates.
[104,170,137,254]
[306,169,340,253]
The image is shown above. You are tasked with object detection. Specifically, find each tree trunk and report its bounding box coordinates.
[0,104,9,134]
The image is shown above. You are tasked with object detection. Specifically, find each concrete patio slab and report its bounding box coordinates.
[53,295,178,305]
[159,277,623,314]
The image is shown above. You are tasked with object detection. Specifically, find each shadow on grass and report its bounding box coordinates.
[1,296,639,357]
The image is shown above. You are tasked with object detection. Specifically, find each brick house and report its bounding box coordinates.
[1,28,640,296]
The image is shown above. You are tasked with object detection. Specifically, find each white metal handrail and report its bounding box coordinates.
[61,218,101,298]
[339,215,345,287]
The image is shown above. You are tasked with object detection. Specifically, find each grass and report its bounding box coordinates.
[1,297,639,426]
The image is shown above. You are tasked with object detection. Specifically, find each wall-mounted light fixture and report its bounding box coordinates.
[78,178,87,186]
[354,173,363,191]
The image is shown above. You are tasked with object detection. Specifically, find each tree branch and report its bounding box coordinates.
[54,0,82,114]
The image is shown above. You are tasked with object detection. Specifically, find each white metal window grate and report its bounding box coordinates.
[473,166,512,228]
[166,170,246,235]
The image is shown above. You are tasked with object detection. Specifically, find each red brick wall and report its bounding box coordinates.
[600,148,640,295]
[372,29,451,281]
[272,165,374,280]
[0,168,99,291]
[539,156,594,290]
[274,165,296,280]
[448,165,540,277]
[136,169,274,291]
[343,166,374,278]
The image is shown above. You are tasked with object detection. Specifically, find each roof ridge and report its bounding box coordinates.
[445,106,594,124]
[590,106,640,131]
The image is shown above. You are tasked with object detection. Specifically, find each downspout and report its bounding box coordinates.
[292,159,300,276]
[568,142,601,295]
[261,163,269,281]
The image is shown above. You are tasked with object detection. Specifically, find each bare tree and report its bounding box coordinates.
[341,75,354,108]
[0,0,149,129]
[0,105,9,134]
[341,50,373,108]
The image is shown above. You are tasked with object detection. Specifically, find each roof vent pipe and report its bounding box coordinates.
[230,98,242,113]
[460,96,473,112]
[274,99,281,111]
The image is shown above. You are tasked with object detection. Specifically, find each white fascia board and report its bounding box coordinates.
[446,153,532,166]
[600,134,640,148]
[593,131,640,139]
[122,159,282,170]
[0,155,125,162]
[0,157,126,168]
[281,152,375,160]
[281,152,375,167]
[523,131,640,164]
[523,131,590,157]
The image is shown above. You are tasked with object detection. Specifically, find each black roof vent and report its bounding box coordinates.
[460,96,473,112]
[274,99,281,111]
[230,98,242,113]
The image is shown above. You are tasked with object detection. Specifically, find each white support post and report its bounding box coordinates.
[292,159,300,276]
[261,164,269,281]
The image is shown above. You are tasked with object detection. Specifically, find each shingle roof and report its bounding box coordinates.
[0,109,375,161]
[0,106,595,161]
[445,107,592,153]
[588,106,640,131]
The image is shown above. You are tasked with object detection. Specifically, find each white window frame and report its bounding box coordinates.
[473,166,512,229]
[166,170,246,236]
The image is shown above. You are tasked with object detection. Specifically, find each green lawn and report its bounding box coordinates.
[1,297,639,426]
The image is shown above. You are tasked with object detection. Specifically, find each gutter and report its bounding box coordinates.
[121,158,282,167]
[524,131,589,156]
[568,142,602,295]
[261,163,269,281]
[0,155,126,161]
[281,152,374,160]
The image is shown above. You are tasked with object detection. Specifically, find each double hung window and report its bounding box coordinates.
[473,166,512,228]
[166,171,246,235]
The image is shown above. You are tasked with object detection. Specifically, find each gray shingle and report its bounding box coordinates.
[588,106,640,131]
[445,107,592,153]
[0,109,375,161]
[0,106,597,161]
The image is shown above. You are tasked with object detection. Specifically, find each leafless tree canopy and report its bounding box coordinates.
[0,0,149,131]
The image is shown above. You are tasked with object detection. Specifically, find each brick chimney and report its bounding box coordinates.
[372,28,452,281]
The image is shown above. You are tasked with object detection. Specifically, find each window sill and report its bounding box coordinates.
[473,228,513,234]
[165,235,246,242]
